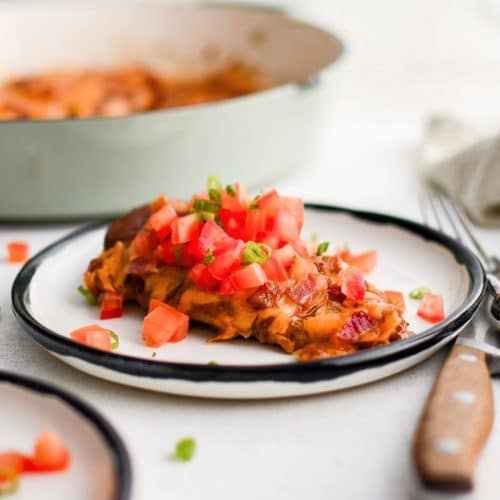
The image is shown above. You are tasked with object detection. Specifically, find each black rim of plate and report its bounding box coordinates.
[11,204,486,384]
[0,370,132,499]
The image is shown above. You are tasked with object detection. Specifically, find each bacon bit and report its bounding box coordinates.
[247,282,280,309]
[336,311,375,343]
[287,274,318,305]
[7,241,29,263]
[327,282,346,303]
[125,256,159,276]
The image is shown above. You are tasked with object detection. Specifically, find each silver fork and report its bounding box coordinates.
[413,187,500,492]
[420,188,500,319]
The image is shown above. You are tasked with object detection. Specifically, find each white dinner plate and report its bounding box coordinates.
[12,205,485,399]
[0,371,131,499]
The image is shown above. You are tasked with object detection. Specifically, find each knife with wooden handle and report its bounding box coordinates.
[413,298,499,491]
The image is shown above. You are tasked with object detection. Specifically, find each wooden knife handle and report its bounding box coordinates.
[413,344,494,491]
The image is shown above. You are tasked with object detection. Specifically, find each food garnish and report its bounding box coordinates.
[77,285,98,305]
[6,242,29,264]
[417,293,445,323]
[409,287,432,300]
[70,325,116,351]
[174,438,196,462]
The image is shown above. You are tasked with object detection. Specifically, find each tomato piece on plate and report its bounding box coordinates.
[347,250,378,274]
[256,232,280,250]
[280,196,304,230]
[339,268,366,302]
[219,278,236,295]
[148,204,177,240]
[383,290,406,313]
[289,256,317,281]
[190,263,219,290]
[0,452,27,476]
[32,431,70,472]
[199,220,227,253]
[243,209,267,241]
[272,243,297,268]
[273,210,300,243]
[218,209,246,239]
[207,238,244,280]
[289,239,309,258]
[70,325,112,351]
[171,214,200,245]
[417,293,445,323]
[7,242,29,263]
[143,304,189,347]
[230,263,267,290]
[261,257,288,282]
[100,292,123,319]
[256,189,281,212]
[130,230,158,259]
[221,183,249,212]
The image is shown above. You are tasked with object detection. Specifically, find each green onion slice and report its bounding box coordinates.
[175,437,196,462]
[225,184,236,196]
[197,211,216,222]
[316,241,330,256]
[409,287,432,300]
[203,248,215,265]
[152,352,157,358]
[108,330,119,350]
[77,285,98,305]
[241,242,271,265]
[193,199,219,213]
[207,360,218,366]
[207,176,222,203]
[0,468,19,496]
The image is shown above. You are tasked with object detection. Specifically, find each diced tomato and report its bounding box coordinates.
[182,238,203,265]
[219,278,236,295]
[289,239,309,258]
[221,183,249,211]
[148,204,177,240]
[199,220,227,253]
[32,431,70,472]
[273,243,297,268]
[229,263,267,290]
[0,452,27,476]
[130,230,158,259]
[100,292,123,320]
[148,298,165,314]
[261,257,288,282]
[7,241,29,263]
[148,195,169,213]
[243,209,267,241]
[290,256,317,281]
[207,238,244,280]
[256,189,281,212]
[70,325,112,351]
[171,214,200,245]
[383,290,406,313]
[280,196,304,230]
[347,250,378,274]
[186,191,210,210]
[218,209,247,239]
[256,232,280,250]
[273,210,300,243]
[142,303,189,347]
[339,268,366,302]
[417,293,445,323]
[190,263,219,290]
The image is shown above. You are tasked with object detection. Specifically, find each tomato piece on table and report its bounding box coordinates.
[243,209,267,241]
[171,214,200,245]
[383,290,406,313]
[7,241,29,263]
[100,292,123,319]
[273,210,300,243]
[339,268,366,302]
[143,303,189,347]
[229,263,267,290]
[148,204,177,240]
[346,250,378,274]
[32,431,70,472]
[417,293,445,323]
[70,325,112,351]
[207,238,244,280]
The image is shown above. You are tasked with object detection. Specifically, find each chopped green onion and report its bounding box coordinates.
[316,241,330,256]
[108,330,119,350]
[0,468,19,496]
[226,184,236,196]
[197,211,216,222]
[241,242,271,265]
[310,232,318,243]
[152,352,157,358]
[214,215,224,228]
[207,360,218,366]
[207,176,222,203]
[77,285,97,305]
[203,248,215,265]
[175,437,196,462]
[409,287,432,300]
[193,199,219,213]
[248,193,262,209]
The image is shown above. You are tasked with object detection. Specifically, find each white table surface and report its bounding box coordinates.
[2,1,500,498]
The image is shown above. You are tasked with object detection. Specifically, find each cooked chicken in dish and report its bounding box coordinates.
[83,179,410,360]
